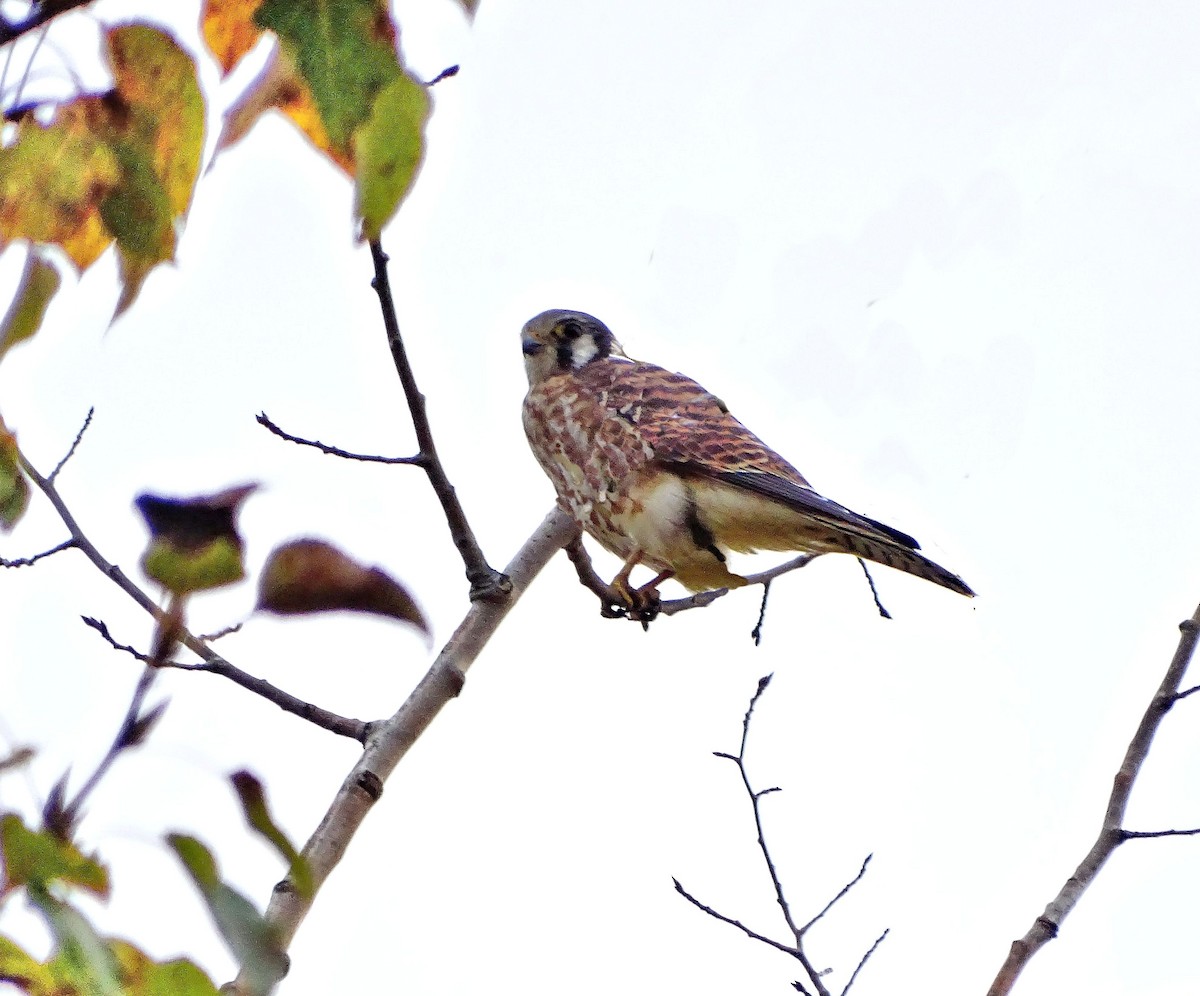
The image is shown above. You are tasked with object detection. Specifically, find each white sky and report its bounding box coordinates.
[4,1,1200,994]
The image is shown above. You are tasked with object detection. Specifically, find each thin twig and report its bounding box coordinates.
[424,65,459,87]
[48,406,93,482]
[671,877,801,958]
[1,538,76,567]
[368,239,509,601]
[987,603,1200,996]
[44,664,159,839]
[82,616,368,742]
[751,581,771,645]
[256,412,423,465]
[565,537,819,622]
[800,855,873,935]
[856,559,891,619]
[19,435,367,741]
[839,928,889,996]
[1120,827,1200,839]
[678,676,883,996]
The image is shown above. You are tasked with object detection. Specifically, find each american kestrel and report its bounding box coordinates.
[521,309,973,614]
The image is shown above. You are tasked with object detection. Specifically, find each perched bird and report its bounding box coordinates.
[521,309,973,614]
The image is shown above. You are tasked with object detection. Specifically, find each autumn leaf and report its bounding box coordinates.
[257,537,429,635]
[202,0,268,76]
[256,0,399,152]
[135,484,256,595]
[216,0,431,235]
[0,105,122,269]
[0,813,110,896]
[218,45,352,173]
[0,24,203,318]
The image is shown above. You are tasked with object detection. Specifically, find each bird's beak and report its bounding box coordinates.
[521,337,543,356]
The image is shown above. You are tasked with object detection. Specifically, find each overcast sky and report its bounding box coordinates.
[5,2,1200,994]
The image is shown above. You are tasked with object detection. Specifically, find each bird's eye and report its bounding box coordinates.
[560,320,583,340]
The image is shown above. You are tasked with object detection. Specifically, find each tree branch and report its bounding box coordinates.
[229,507,577,992]
[0,0,94,48]
[987,602,1200,995]
[677,675,883,995]
[256,411,422,465]
[368,239,509,601]
[19,441,367,741]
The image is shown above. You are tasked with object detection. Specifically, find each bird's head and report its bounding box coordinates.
[521,310,623,385]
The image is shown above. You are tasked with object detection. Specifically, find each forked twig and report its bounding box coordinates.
[17,418,368,741]
[674,675,885,996]
[987,602,1200,995]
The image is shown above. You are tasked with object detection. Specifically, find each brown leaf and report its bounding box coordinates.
[258,538,428,635]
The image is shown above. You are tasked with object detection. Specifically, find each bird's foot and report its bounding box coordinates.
[611,568,672,630]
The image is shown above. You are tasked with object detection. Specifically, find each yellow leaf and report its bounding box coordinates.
[0,107,122,269]
[201,0,267,76]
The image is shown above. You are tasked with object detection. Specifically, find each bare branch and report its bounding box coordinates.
[1,538,76,567]
[840,928,889,996]
[424,65,459,87]
[800,855,873,936]
[368,238,510,602]
[987,604,1200,996]
[82,616,368,742]
[229,508,578,992]
[44,663,160,839]
[661,553,819,615]
[672,877,802,959]
[256,412,423,465]
[49,406,93,482]
[676,675,884,996]
[856,559,891,619]
[564,536,821,623]
[751,581,770,644]
[1121,827,1200,840]
[0,1,94,48]
[20,446,367,741]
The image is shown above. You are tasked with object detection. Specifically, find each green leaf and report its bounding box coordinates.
[256,0,401,152]
[354,72,430,240]
[109,940,220,996]
[0,935,55,993]
[27,886,123,996]
[167,835,287,996]
[135,485,256,595]
[0,252,61,362]
[0,418,30,532]
[231,771,313,899]
[0,813,110,896]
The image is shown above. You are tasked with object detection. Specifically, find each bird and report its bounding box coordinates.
[520,309,974,617]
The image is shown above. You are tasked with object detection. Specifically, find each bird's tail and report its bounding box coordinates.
[842,534,975,597]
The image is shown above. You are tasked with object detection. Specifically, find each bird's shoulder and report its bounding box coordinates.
[571,357,810,487]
